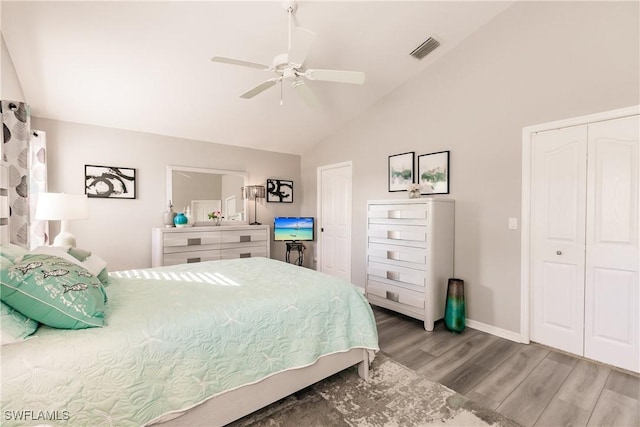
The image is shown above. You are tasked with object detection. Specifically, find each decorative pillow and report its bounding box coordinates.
[67,247,92,261]
[29,246,110,287]
[0,254,106,329]
[77,254,109,287]
[0,243,29,263]
[1,254,14,268]
[1,301,38,345]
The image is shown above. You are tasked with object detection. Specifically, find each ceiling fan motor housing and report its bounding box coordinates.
[272,53,290,69]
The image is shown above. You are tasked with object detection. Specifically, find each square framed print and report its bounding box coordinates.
[85,165,137,199]
[266,179,293,203]
[388,152,415,192]
[418,151,449,195]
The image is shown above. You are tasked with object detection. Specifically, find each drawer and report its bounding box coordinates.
[368,243,426,265]
[368,223,426,243]
[220,229,268,244]
[368,205,428,220]
[220,247,268,260]
[367,261,426,287]
[164,231,221,248]
[367,280,424,310]
[163,249,221,266]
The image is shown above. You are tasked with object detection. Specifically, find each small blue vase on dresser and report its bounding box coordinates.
[174,212,188,228]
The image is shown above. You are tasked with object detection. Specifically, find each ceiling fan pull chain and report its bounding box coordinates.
[280,80,284,106]
[287,5,292,53]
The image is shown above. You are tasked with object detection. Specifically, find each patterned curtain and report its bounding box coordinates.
[29,131,49,248]
[1,101,48,248]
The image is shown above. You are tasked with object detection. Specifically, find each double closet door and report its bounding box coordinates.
[531,114,639,372]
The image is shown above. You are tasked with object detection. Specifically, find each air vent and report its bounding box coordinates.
[410,37,440,60]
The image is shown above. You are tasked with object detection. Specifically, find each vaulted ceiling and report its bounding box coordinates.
[2,1,513,154]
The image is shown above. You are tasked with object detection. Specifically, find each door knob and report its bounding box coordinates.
[556,250,562,255]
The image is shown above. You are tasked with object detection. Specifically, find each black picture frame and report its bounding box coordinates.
[417,151,450,195]
[266,179,293,203]
[388,152,415,192]
[85,165,137,199]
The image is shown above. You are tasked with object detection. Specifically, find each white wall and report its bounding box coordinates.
[1,34,25,102]
[301,1,640,334]
[33,117,301,270]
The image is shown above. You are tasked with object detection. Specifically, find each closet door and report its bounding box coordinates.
[531,125,588,356]
[584,115,639,372]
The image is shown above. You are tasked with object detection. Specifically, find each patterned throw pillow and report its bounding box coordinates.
[0,301,38,345]
[0,254,106,329]
[30,246,110,287]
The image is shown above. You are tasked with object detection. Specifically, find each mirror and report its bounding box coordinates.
[167,165,248,225]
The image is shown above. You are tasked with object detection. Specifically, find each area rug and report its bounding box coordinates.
[230,354,519,427]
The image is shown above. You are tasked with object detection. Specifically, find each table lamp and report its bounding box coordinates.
[35,193,89,247]
[242,185,266,225]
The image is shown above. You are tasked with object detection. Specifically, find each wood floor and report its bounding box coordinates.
[373,307,640,427]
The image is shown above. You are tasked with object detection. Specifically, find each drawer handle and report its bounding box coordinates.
[387,251,400,261]
[387,230,401,240]
[386,291,399,302]
[187,238,201,246]
[240,253,251,258]
[187,257,201,263]
[386,271,400,281]
[388,210,401,219]
[240,235,251,242]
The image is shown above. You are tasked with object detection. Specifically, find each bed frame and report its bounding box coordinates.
[0,164,372,427]
[155,348,370,426]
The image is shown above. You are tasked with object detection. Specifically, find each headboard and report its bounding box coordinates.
[1,163,9,244]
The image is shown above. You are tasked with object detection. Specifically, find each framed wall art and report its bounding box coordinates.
[418,151,449,195]
[266,179,293,203]
[388,152,415,192]
[85,165,137,199]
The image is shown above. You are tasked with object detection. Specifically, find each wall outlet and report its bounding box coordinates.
[508,217,518,230]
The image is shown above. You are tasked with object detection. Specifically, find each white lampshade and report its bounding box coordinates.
[35,193,89,247]
[35,193,89,221]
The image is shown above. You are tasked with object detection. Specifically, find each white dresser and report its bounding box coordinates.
[151,225,270,267]
[366,199,454,331]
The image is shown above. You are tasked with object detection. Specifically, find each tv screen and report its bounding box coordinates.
[274,217,315,241]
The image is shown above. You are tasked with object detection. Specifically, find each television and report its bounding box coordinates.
[274,217,315,242]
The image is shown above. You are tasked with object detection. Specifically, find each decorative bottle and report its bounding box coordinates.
[163,201,176,228]
[184,206,192,226]
[444,278,466,333]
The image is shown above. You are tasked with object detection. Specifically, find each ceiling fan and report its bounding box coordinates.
[211,0,365,107]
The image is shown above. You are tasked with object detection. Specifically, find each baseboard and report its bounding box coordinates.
[466,319,524,343]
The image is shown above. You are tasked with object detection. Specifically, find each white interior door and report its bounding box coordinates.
[531,125,588,356]
[318,162,352,282]
[584,115,639,372]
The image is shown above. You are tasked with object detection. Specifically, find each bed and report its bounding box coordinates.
[0,250,378,426]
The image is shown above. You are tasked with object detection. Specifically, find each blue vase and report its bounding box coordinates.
[174,212,188,227]
[444,278,466,333]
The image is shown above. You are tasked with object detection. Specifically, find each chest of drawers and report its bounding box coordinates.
[366,199,454,331]
[152,225,270,267]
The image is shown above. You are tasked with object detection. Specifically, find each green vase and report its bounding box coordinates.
[444,278,466,333]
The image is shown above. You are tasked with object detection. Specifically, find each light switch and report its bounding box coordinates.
[508,217,518,230]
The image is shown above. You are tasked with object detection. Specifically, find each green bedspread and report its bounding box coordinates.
[1,258,379,426]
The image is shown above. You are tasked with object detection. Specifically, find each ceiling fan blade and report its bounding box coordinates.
[292,80,318,108]
[288,27,315,67]
[240,78,280,99]
[304,69,365,85]
[211,56,270,70]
